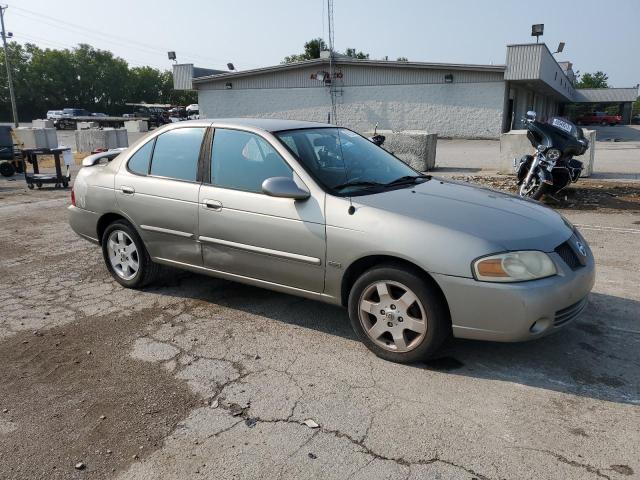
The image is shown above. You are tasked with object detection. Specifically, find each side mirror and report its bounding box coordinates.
[368,134,386,146]
[261,177,310,200]
[526,110,537,122]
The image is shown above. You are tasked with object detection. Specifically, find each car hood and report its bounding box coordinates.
[353,179,572,252]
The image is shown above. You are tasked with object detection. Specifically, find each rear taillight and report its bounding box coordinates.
[71,188,76,206]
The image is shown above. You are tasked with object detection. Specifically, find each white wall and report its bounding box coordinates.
[198,82,506,139]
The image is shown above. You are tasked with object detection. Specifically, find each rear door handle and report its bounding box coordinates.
[202,199,223,211]
[121,185,135,195]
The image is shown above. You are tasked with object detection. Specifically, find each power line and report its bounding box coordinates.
[10,11,171,61]
[13,31,168,69]
[7,4,261,68]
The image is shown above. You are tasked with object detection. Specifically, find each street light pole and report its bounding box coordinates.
[0,5,18,127]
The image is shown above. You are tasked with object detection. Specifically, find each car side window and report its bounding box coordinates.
[149,127,206,182]
[127,139,155,175]
[210,129,292,193]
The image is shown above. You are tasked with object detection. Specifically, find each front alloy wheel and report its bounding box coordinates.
[348,264,450,363]
[518,175,547,200]
[358,281,427,352]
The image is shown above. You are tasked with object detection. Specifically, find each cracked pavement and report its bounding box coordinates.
[0,178,638,480]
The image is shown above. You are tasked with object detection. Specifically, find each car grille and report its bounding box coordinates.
[554,297,588,327]
[555,241,581,270]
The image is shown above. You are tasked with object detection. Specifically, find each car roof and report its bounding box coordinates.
[207,118,334,132]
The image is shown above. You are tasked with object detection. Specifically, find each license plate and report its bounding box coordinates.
[552,118,572,133]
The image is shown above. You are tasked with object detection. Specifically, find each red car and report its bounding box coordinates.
[575,111,622,126]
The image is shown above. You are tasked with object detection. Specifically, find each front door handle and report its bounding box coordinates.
[121,185,135,195]
[202,199,223,211]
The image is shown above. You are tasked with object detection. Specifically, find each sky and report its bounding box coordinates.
[5,0,640,87]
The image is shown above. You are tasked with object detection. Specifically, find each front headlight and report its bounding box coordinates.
[546,148,561,161]
[473,251,557,282]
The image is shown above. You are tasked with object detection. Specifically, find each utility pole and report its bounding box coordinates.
[0,5,18,127]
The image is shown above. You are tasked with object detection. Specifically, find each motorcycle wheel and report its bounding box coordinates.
[518,176,548,200]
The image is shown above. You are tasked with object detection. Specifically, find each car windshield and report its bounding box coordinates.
[275,128,422,195]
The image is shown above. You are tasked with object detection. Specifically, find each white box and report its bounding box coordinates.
[124,120,148,133]
[32,119,54,129]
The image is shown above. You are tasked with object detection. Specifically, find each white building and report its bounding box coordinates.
[181,44,638,139]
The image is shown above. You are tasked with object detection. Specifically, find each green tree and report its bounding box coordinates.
[576,71,609,89]
[0,41,197,121]
[282,38,327,63]
[633,96,639,116]
[128,66,165,104]
[344,48,369,59]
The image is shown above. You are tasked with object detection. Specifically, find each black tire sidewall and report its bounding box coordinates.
[348,265,449,363]
[0,162,15,177]
[101,220,149,288]
[530,182,548,200]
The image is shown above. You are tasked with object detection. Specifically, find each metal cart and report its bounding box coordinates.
[22,147,72,189]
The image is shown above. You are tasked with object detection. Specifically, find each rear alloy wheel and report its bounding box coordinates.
[348,265,449,363]
[107,230,139,281]
[101,220,160,288]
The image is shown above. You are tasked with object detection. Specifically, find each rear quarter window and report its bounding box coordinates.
[127,139,154,175]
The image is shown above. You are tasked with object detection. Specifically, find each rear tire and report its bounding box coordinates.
[348,264,450,363]
[101,220,161,288]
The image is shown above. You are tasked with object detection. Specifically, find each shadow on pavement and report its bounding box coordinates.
[148,272,640,405]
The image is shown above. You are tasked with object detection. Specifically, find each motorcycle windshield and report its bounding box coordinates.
[548,117,584,140]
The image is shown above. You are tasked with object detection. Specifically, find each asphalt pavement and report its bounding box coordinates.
[0,172,638,479]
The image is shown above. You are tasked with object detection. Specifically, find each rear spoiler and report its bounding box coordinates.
[82,148,128,166]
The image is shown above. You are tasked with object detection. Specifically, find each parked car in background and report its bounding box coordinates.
[575,111,622,126]
[92,112,108,117]
[62,108,91,118]
[46,110,64,121]
[127,103,171,128]
[69,119,595,364]
[632,114,640,125]
[186,104,199,120]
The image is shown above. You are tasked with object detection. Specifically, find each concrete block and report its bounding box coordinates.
[15,128,58,149]
[580,129,596,177]
[115,129,129,148]
[125,120,148,133]
[75,128,128,152]
[366,130,437,171]
[76,121,99,130]
[499,130,531,174]
[499,129,597,177]
[32,119,54,129]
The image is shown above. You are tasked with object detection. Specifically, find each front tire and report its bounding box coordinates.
[101,220,160,288]
[348,265,450,363]
[518,175,548,200]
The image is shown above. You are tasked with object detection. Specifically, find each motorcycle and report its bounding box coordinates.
[514,111,589,200]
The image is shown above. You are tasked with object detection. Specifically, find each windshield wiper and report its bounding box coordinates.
[332,180,385,191]
[385,174,432,186]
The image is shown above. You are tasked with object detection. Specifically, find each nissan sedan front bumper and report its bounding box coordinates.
[433,244,595,342]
